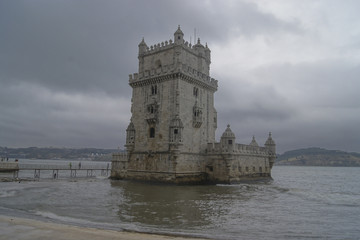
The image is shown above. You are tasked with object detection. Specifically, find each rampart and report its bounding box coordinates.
[129,63,218,90]
[207,143,270,156]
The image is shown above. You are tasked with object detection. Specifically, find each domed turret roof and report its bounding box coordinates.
[221,124,235,139]
[138,37,147,46]
[265,132,275,145]
[174,25,184,36]
[195,38,205,48]
[250,136,259,147]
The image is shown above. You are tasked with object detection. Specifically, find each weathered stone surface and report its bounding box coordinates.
[111,26,276,184]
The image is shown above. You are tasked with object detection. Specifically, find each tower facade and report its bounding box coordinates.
[112,26,276,184]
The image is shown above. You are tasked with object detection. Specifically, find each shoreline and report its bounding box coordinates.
[0,215,209,240]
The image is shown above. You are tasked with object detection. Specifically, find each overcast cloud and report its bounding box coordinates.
[1,0,359,153]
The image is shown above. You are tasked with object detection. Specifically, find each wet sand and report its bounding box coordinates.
[0,215,207,240]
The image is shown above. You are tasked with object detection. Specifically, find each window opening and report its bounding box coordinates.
[151,85,157,95]
[193,87,198,97]
[149,127,155,138]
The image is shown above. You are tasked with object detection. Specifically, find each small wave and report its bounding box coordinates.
[0,190,18,198]
[287,188,360,207]
[33,210,119,230]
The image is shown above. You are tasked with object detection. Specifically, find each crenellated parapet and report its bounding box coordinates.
[207,142,270,156]
[139,38,210,61]
[207,125,275,157]
[128,65,218,91]
[139,39,174,56]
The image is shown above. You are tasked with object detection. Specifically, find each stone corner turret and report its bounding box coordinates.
[174,25,184,45]
[220,124,236,152]
[138,38,148,56]
[250,136,259,147]
[265,132,276,168]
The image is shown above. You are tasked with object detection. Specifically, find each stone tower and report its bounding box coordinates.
[111,26,276,184]
[122,26,218,183]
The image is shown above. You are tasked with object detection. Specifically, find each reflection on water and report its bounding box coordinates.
[110,180,280,232]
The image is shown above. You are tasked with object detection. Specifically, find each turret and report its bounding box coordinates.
[249,136,259,147]
[265,132,276,168]
[194,38,205,56]
[174,25,184,45]
[265,132,276,153]
[125,121,135,152]
[169,115,184,145]
[205,43,211,64]
[220,125,236,152]
[138,38,148,56]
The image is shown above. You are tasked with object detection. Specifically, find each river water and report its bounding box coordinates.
[0,160,359,239]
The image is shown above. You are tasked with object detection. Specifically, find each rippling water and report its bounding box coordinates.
[1,161,359,239]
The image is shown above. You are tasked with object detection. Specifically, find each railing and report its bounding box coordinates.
[8,163,111,180]
[0,162,19,172]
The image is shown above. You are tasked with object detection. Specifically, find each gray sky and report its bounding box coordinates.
[1,0,359,153]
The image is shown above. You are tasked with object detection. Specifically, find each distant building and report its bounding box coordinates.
[111,26,276,184]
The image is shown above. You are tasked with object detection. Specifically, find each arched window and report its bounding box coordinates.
[149,127,155,138]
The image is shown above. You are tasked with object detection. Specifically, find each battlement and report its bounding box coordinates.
[140,39,208,58]
[140,38,174,56]
[207,142,270,156]
[129,63,218,90]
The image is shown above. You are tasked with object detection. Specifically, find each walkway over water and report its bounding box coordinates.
[1,162,111,179]
[0,162,19,172]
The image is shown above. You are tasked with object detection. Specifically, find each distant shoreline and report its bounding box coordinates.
[0,215,208,240]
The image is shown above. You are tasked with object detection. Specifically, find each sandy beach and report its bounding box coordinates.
[0,215,207,240]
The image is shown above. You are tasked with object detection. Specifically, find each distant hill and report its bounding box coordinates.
[0,147,122,161]
[276,147,360,167]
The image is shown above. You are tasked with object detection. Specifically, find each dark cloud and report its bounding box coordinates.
[0,0,299,94]
[0,0,358,153]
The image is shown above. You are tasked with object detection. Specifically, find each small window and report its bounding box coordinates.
[149,127,155,138]
[228,140,233,145]
[259,167,262,173]
[174,129,178,134]
[194,109,201,117]
[246,167,249,172]
[151,85,157,95]
[193,87,198,97]
[178,36,181,40]
[253,167,256,172]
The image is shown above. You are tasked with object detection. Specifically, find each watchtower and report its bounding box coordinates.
[124,26,218,182]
